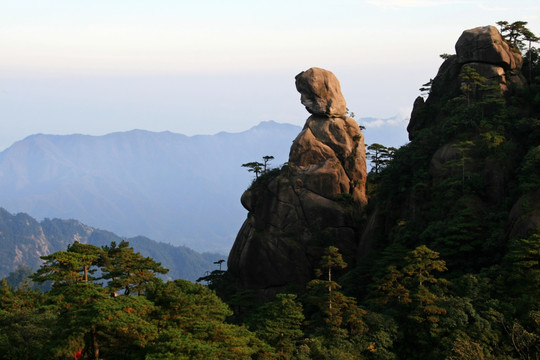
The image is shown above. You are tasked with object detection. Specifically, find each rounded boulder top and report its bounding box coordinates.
[295,67,347,117]
[455,25,523,70]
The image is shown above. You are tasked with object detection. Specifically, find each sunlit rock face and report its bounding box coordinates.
[295,67,347,117]
[228,67,367,297]
[455,25,523,71]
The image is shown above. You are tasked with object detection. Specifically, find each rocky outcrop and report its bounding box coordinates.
[389,24,539,257]
[0,208,50,277]
[289,115,367,203]
[455,25,522,70]
[295,67,347,117]
[413,25,526,205]
[407,25,526,139]
[355,24,540,280]
[228,68,366,296]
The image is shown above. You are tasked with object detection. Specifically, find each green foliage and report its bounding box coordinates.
[420,78,433,98]
[242,155,276,179]
[31,241,102,287]
[353,21,540,359]
[146,279,271,359]
[0,282,56,360]
[498,20,538,52]
[1,242,277,359]
[242,161,264,178]
[502,233,540,316]
[246,293,305,359]
[101,240,169,296]
[519,145,540,192]
[366,143,395,175]
[302,248,376,358]
[3,265,51,292]
[440,66,507,141]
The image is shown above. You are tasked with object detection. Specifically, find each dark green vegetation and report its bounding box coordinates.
[242,155,276,179]
[0,241,269,360]
[0,208,223,282]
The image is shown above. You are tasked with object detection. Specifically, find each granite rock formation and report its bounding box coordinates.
[408,25,525,202]
[455,25,523,71]
[407,25,526,138]
[362,24,538,258]
[295,67,348,117]
[228,68,367,296]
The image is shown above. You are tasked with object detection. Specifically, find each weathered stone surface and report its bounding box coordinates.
[408,26,526,140]
[429,141,513,205]
[290,115,367,203]
[295,67,347,117]
[456,25,522,70]
[406,96,427,141]
[429,142,463,181]
[228,68,367,295]
[466,62,506,82]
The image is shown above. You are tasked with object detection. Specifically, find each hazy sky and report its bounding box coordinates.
[1,0,539,150]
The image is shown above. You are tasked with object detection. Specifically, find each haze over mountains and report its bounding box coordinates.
[0,119,407,253]
[0,207,221,281]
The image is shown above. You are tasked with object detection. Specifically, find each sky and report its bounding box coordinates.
[1,0,539,151]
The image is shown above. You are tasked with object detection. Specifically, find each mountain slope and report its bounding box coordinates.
[0,207,222,281]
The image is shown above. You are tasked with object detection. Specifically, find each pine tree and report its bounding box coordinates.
[31,241,102,287]
[247,293,305,359]
[0,281,56,360]
[146,279,272,359]
[101,240,169,296]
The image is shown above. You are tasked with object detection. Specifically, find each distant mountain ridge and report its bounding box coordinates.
[0,207,222,281]
[0,119,405,253]
[0,121,301,253]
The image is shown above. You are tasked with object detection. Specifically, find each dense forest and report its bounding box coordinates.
[1,22,539,359]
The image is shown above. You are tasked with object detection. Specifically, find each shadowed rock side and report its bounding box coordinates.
[407,25,526,209]
[228,68,367,295]
[408,25,526,139]
[359,24,539,258]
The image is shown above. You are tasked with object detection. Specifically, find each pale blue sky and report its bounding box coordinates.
[1,0,539,150]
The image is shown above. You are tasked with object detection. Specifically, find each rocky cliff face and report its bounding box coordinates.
[228,68,367,295]
[408,25,526,139]
[363,24,539,272]
[0,208,50,277]
[401,25,527,212]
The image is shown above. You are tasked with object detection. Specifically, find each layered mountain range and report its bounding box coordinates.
[0,122,299,253]
[0,207,222,281]
[0,116,406,256]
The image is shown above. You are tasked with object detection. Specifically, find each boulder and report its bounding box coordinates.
[295,67,347,117]
[455,25,522,70]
